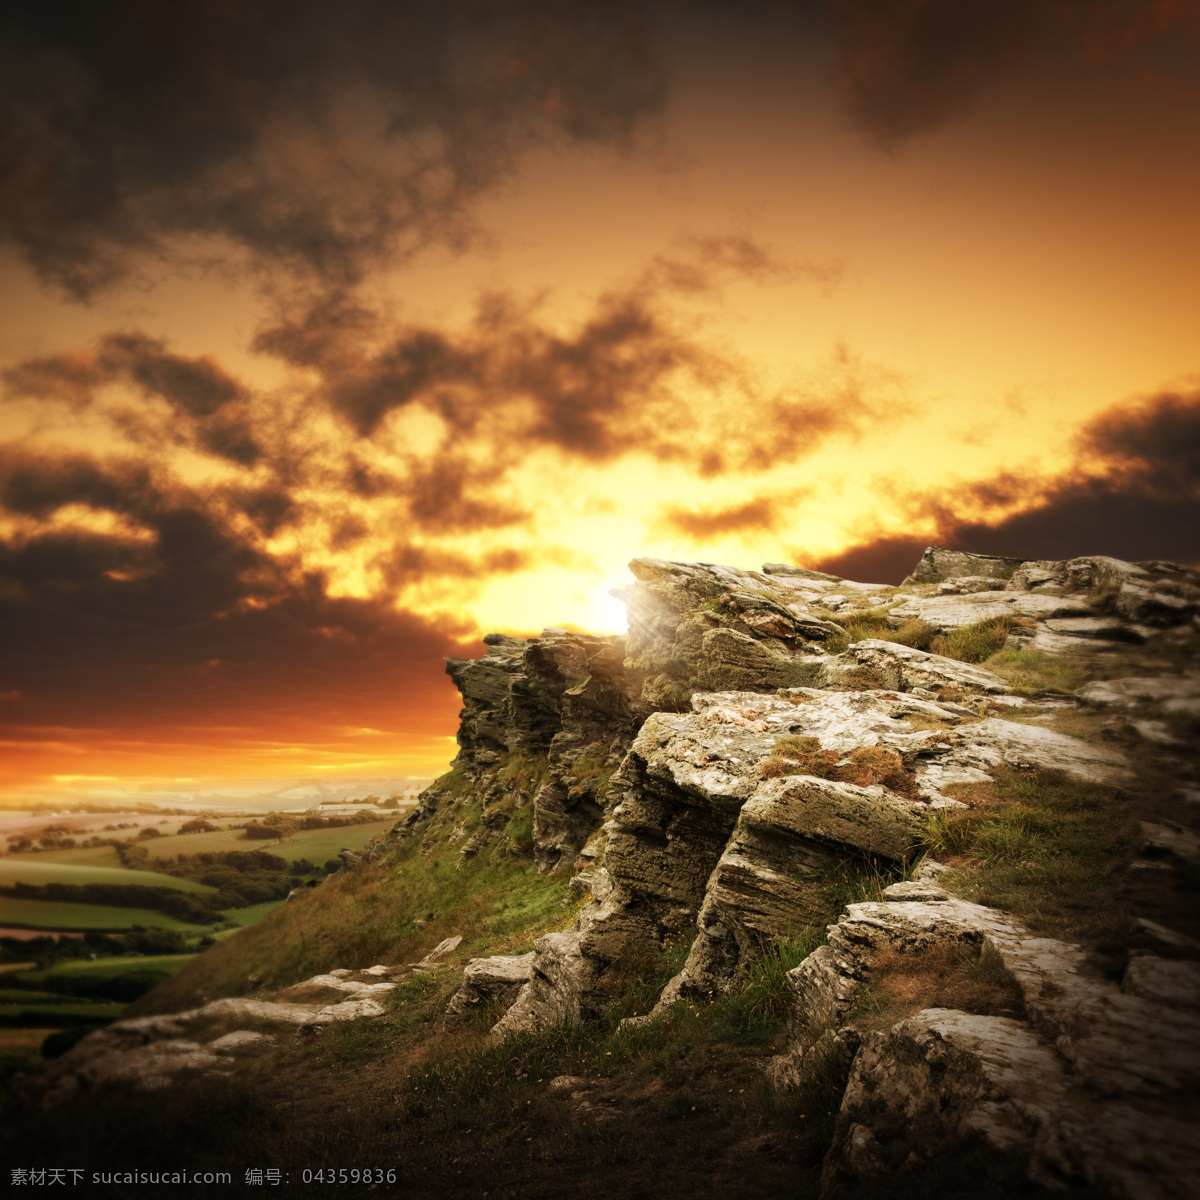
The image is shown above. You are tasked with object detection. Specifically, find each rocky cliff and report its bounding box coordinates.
[20,546,1200,1199]
[430,547,1200,1198]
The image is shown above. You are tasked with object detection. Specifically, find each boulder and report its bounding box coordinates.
[446,953,534,1017]
[903,547,1024,585]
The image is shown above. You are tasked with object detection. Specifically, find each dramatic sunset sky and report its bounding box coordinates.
[1,0,1198,809]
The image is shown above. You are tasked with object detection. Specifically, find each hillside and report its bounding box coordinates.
[4,547,1198,1199]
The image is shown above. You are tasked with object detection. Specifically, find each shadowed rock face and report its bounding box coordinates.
[786,876,1200,1200]
[404,628,647,871]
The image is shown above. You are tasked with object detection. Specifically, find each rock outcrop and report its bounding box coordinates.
[776,875,1200,1200]
[400,629,646,871]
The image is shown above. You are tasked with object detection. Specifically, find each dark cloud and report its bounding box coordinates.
[0,0,665,299]
[829,0,1200,145]
[657,489,809,540]
[808,388,1200,582]
[252,260,880,473]
[1079,389,1200,490]
[2,333,261,466]
[0,447,493,741]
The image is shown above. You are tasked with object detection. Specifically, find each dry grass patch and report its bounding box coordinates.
[856,942,1025,1032]
[763,738,919,797]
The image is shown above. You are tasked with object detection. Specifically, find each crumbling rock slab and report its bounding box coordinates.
[914,717,1132,792]
[904,547,1024,584]
[772,878,1200,1199]
[283,973,396,997]
[194,997,322,1025]
[446,953,534,1017]
[1123,956,1200,1011]
[308,998,387,1024]
[886,591,1090,631]
[1140,820,1200,864]
[822,1009,1200,1200]
[660,775,926,1002]
[1077,675,1200,709]
[487,931,597,1043]
[209,1030,274,1056]
[1032,628,1125,655]
[837,639,1012,694]
[412,935,463,970]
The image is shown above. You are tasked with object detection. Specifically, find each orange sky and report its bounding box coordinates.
[1,1,1198,808]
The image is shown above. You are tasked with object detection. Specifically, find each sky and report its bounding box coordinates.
[1,0,1198,809]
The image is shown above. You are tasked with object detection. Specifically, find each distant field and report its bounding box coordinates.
[141,818,395,864]
[0,1027,57,1049]
[0,1000,125,1025]
[0,857,217,893]
[20,954,193,986]
[0,898,208,933]
[221,901,285,928]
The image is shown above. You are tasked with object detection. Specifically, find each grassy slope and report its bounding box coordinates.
[130,823,577,1015]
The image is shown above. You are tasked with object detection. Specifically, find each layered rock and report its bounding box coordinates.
[775,878,1200,1200]
[402,629,645,871]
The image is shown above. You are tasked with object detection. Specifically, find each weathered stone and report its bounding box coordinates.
[487,930,599,1043]
[821,1008,1200,1200]
[663,775,924,1000]
[1031,628,1125,655]
[308,998,387,1025]
[1077,674,1200,709]
[1115,578,1200,625]
[762,563,843,582]
[446,953,534,1017]
[934,575,1008,594]
[887,591,1089,630]
[1123,956,1200,1010]
[411,934,463,970]
[903,547,1024,584]
[1140,820,1200,864]
[837,639,1012,695]
[208,1030,274,1056]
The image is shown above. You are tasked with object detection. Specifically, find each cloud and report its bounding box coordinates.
[806,387,1200,582]
[251,252,884,478]
[0,0,666,299]
[828,0,1200,145]
[656,488,811,540]
[0,446,486,745]
[3,333,262,466]
[0,233,901,759]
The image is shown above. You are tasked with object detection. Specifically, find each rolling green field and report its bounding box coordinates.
[0,897,209,933]
[219,900,285,928]
[141,818,395,863]
[18,954,193,986]
[0,857,218,893]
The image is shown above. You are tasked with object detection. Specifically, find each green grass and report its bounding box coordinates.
[17,954,193,985]
[929,615,1017,663]
[0,897,209,933]
[983,644,1091,694]
[0,857,218,893]
[918,767,1142,957]
[128,829,579,1016]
